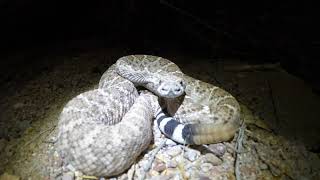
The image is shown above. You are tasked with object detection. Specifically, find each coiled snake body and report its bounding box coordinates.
[57,55,241,177]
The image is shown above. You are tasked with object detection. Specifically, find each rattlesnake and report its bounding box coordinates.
[56,55,241,177]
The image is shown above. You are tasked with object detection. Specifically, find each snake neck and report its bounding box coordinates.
[158,95,185,116]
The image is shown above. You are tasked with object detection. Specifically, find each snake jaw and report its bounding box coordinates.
[155,78,186,98]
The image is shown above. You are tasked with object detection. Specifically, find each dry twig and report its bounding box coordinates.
[23,125,56,147]
[266,79,281,132]
[140,139,167,180]
[235,122,246,180]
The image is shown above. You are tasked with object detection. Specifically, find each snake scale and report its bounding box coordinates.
[56,55,241,177]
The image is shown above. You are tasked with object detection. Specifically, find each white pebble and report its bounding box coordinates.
[185,167,199,178]
[166,160,178,168]
[174,155,185,164]
[166,146,182,157]
[61,172,74,180]
[200,163,213,173]
[184,149,200,162]
[172,174,182,180]
[135,168,144,179]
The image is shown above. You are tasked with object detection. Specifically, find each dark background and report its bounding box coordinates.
[0,0,318,90]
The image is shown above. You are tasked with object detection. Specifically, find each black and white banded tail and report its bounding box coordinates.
[156,108,240,145]
[156,108,194,144]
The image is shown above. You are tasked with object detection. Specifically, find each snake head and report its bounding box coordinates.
[147,75,186,98]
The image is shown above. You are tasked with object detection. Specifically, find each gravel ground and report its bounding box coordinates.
[0,49,319,179]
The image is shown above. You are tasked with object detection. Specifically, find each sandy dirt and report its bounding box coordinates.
[0,49,319,179]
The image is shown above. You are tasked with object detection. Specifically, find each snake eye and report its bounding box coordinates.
[179,80,184,86]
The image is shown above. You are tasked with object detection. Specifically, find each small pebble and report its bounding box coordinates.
[175,154,184,162]
[74,171,84,180]
[259,163,268,170]
[162,168,178,176]
[207,143,226,157]
[184,171,191,178]
[186,167,199,179]
[200,163,213,173]
[199,175,212,180]
[166,160,178,168]
[166,146,182,157]
[65,164,76,172]
[149,170,160,176]
[150,175,172,180]
[53,150,60,158]
[153,163,166,172]
[135,168,144,179]
[156,153,170,163]
[183,162,195,171]
[184,149,200,162]
[203,153,223,166]
[61,172,74,180]
[172,174,182,180]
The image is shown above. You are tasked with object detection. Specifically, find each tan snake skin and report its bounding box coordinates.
[56,55,241,177]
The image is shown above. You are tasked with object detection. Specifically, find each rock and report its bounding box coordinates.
[200,163,213,173]
[166,160,177,168]
[153,162,166,172]
[149,170,160,176]
[185,167,199,179]
[162,168,178,176]
[174,154,185,163]
[61,172,74,180]
[166,146,182,157]
[259,163,268,170]
[207,143,226,157]
[183,162,196,171]
[134,168,144,179]
[65,164,76,172]
[171,174,182,180]
[184,149,200,162]
[203,153,223,166]
[155,153,170,164]
[199,175,212,180]
[150,175,172,180]
[74,171,83,180]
